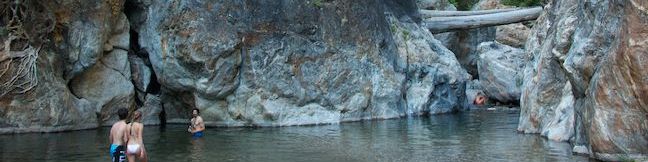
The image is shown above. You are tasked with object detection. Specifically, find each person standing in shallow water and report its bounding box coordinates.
[126,111,147,162]
[109,108,129,162]
[188,108,205,138]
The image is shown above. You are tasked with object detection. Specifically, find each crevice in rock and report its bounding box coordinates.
[123,2,165,125]
[159,105,166,126]
[147,70,161,95]
[67,79,81,99]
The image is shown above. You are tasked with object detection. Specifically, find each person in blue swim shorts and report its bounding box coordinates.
[188,108,205,138]
[109,108,129,162]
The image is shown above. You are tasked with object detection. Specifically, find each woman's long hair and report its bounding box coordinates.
[132,111,143,123]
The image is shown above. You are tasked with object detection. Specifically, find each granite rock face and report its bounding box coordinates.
[130,0,469,126]
[477,41,524,103]
[518,0,648,160]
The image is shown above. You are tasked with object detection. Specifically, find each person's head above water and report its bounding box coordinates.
[118,108,129,120]
[192,108,200,117]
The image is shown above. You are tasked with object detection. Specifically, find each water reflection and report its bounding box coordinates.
[0,110,595,162]
[190,136,205,161]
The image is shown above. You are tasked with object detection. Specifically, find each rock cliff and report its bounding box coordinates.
[517,0,648,160]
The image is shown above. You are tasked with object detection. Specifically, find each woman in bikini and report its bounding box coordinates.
[126,111,147,162]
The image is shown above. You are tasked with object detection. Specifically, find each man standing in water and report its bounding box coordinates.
[109,108,129,162]
[188,108,205,138]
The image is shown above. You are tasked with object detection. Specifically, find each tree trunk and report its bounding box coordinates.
[424,7,542,34]
[420,8,520,18]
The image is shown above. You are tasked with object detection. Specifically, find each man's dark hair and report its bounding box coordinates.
[118,108,129,120]
[192,108,200,115]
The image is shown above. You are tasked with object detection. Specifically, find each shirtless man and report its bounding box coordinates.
[187,108,205,138]
[109,108,129,162]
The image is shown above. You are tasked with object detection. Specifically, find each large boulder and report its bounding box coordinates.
[518,0,648,160]
[131,0,469,126]
[389,11,471,115]
[477,41,524,103]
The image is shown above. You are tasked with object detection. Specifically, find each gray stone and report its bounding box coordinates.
[132,0,469,127]
[70,39,134,126]
[477,41,525,103]
[496,23,530,48]
[60,2,126,80]
[572,145,589,155]
[129,55,151,92]
[139,95,162,125]
[109,14,131,50]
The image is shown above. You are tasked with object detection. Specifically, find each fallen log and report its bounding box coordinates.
[419,8,520,18]
[424,7,542,34]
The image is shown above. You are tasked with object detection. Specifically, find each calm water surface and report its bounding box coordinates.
[0,109,594,162]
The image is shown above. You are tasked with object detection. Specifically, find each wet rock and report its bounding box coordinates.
[518,0,648,160]
[477,41,524,103]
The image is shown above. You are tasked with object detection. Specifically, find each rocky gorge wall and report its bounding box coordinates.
[517,0,648,160]
[0,0,470,133]
[130,0,470,126]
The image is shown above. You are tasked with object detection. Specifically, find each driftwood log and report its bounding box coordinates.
[420,8,520,18]
[423,7,542,33]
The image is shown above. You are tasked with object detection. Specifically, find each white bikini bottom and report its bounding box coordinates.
[127,144,140,155]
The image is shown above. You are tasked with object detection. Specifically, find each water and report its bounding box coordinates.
[0,109,594,162]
